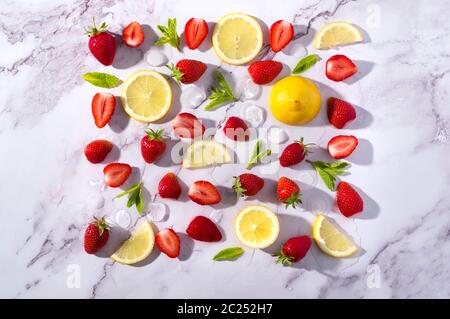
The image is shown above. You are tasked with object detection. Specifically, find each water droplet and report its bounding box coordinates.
[209,210,223,223]
[243,77,261,100]
[115,210,131,229]
[145,50,168,66]
[147,203,168,222]
[284,40,307,57]
[181,86,207,109]
[241,103,265,127]
[267,126,288,144]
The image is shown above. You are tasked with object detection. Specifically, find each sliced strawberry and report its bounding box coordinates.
[122,21,145,48]
[270,20,294,52]
[327,97,356,129]
[328,135,358,159]
[188,181,221,205]
[173,113,205,138]
[155,228,180,258]
[103,163,131,188]
[186,216,222,242]
[325,55,358,82]
[184,18,208,50]
[84,139,113,163]
[223,116,250,141]
[91,93,115,128]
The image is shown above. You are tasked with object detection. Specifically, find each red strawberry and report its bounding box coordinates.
[155,228,180,258]
[140,129,166,164]
[186,216,222,242]
[223,116,250,141]
[173,112,205,138]
[275,236,311,265]
[326,55,357,82]
[248,60,283,85]
[91,93,115,128]
[167,59,207,84]
[184,18,208,50]
[336,181,364,217]
[84,139,113,163]
[158,172,182,199]
[328,135,358,159]
[277,177,302,209]
[87,18,116,66]
[270,20,294,52]
[122,21,145,48]
[188,181,221,205]
[327,97,356,129]
[84,217,110,254]
[233,173,264,197]
[279,138,313,167]
[103,163,131,188]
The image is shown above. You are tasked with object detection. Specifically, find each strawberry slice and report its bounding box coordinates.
[122,21,145,48]
[184,18,208,50]
[186,216,222,242]
[325,55,358,82]
[84,139,113,163]
[91,93,115,128]
[173,112,205,138]
[103,163,131,188]
[327,97,356,129]
[188,181,221,205]
[155,228,180,258]
[328,135,358,159]
[270,20,294,52]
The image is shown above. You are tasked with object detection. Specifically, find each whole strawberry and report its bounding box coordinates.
[86,18,116,66]
[248,60,283,85]
[277,177,302,209]
[336,181,364,217]
[84,217,110,254]
[233,173,264,197]
[279,138,313,167]
[327,97,356,129]
[158,172,182,199]
[186,216,222,242]
[141,129,166,164]
[84,139,113,163]
[167,59,207,84]
[275,236,311,265]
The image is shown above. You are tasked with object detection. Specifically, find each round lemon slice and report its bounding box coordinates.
[111,220,155,265]
[312,215,358,258]
[212,13,263,65]
[314,21,363,50]
[182,140,232,168]
[120,70,172,122]
[235,205,279,249]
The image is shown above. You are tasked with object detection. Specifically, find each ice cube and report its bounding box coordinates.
[88,179,107,192]
[114,210,131,229]
[181,86,207,109]
[243,77,261,100]
[241,103,265,127]
[284,40,307,57]
[147,203,168,222]
[209,210,223,223]
[267,126,288,144]
[87,194,105,210]
[145,49,168,66]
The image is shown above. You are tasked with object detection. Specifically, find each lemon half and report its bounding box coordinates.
[111,220,155,265]
[212,13,263,65]
[182,140,232,168]
[235,205,279,249]
[120,70,172,123]
[312,215,358,258]
[314,21,363,50]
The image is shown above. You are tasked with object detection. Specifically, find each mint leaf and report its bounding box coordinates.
[155,18,179,49]
[116,182,144,214]
[82,72,121,88]
[213,247,244,261]
[307,160,349,191]
[246,140,271,169]
[292,54,319,74]
[205,70,236,111]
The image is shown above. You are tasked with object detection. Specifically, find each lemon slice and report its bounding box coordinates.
[111,220,155,265]
[120,70,172,122]
[235,205,279,249]
[212,13,263,65]
[182,140,232,168]
[314,21,363,50]
[312,215,358,258]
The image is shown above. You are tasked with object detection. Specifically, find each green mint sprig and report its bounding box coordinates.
[306,160,349,191]
[213,247,244,261]
[292,54,320,74]
[204,70,237,111]
[82,72,121,88]
[155,18,179,49]
[246,140,271,169]
[115,182,143,214]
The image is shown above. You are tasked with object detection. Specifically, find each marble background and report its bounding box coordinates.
[1,0,449,299]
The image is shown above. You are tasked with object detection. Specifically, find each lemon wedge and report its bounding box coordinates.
[111,220,155,265]
[182,140,232,168]
[212,13,263,65]
[235,205,279,249]
[312,215,358,258]
[314,21,363,50]
[120,70,172,123]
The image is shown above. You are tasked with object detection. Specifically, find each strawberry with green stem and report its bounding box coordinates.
[86,17,116,66]
[84,217,110,254]
[277,177,302,209]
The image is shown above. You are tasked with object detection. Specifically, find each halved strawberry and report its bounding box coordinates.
[186,216,222,242]
[188,181,221,205]
[327,97,356,129]
[155,228,180,258]
[270,20,294,52]
[84,139,113,163]
[328,135,358,159]
[91,93,115,128]
[325,55,358,82]
[184,18,208,50]
[223,116,250,141]
[103,163,131,188]
[122,21,145,48]
[173,113,205,138]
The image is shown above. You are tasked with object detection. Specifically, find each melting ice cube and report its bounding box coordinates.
[145,50,168,66]
[181,86,207,109]
[284,40,307,57]
[147,203,168,222]
[243,77,261,100]
[115,210,131,229]
[209,210,223,223]
[241,103,265,128]
[87,194,105,210]
[267,126,288,144]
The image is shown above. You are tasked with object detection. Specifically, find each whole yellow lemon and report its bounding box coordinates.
[269,76,321,125]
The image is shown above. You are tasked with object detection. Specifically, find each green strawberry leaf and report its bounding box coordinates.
[82,72,121,88]
[213,247,244,261]
[292,54,320,74]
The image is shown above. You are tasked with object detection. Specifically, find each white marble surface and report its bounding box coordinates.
[1,0,450,299]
